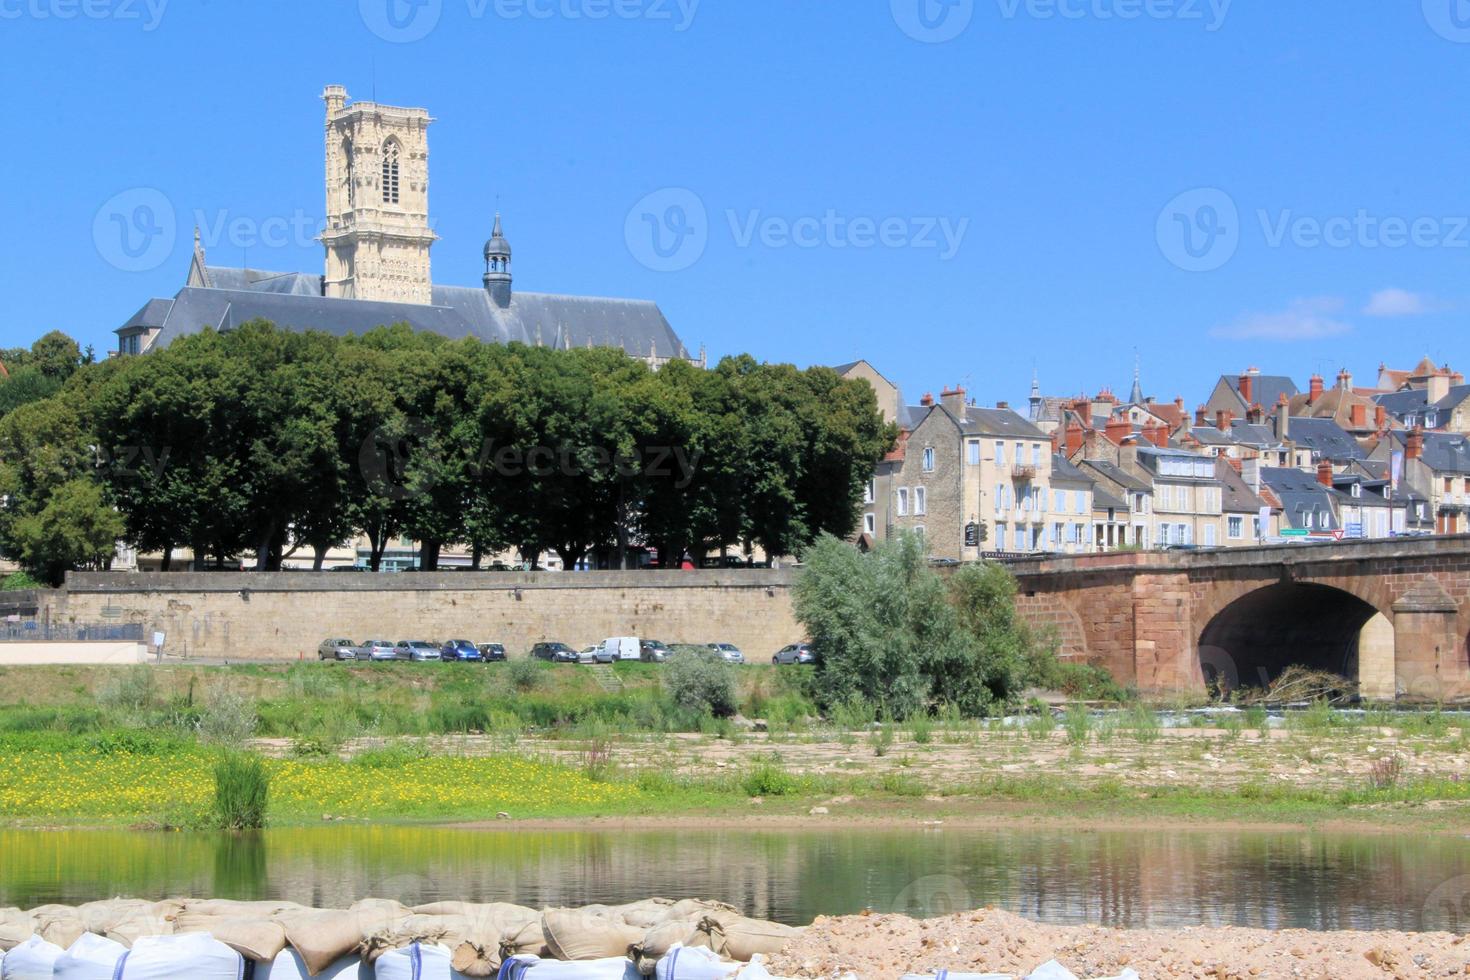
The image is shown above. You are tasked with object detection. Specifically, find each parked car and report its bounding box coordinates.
[530,642,578,663]
[579,643,612,664]
[639,639,672,663]
[707,642,745,664]
[600,637,642,662]
[773,643,816,666]
[395,640,441,662]
[317,638,358,662]
[478,643,507,662]
[441,639,483,663]
[359,639,396,662]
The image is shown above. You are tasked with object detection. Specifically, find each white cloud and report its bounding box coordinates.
[1211,297,1352,342]
[1363,288,1432,317]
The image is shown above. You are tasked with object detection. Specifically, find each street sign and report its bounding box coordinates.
[1280,529,1309,537]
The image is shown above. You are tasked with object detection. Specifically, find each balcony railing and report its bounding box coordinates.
[1012,465,1037,482]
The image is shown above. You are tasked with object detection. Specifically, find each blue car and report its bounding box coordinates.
[441,639,484,663]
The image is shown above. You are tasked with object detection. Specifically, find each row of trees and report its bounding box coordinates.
[0,322,895,581]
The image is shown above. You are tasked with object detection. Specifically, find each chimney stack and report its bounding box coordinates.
[1407,425,1425,461]
[1238,371,1254,406]
[1246,404,1264,425]
[1337,368,1353,390]
[1104,417,1131,446]
[1145,419,1168,449]
[1195,405,1208,427]
[1375,404,1387,432]
[1350,403,1367,429]
[920,392,934,408]
[1275,392,1290,442]
[1050,430,1061,455]
[1317,460,1334,488]
[1308,375,1324,404]
[1064,420,1085,458]
[1216,409,1232,433]
[995,400,1009,410]
[940,386,967,419]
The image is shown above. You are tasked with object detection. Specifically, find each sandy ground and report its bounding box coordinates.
[767,909,1470,980]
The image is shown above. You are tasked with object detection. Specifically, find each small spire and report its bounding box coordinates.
[1128,352,1145,405]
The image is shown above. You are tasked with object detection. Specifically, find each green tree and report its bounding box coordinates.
[10,480,123,584]
[29,331,83,382]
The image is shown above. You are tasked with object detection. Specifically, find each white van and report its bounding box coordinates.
[599,637,641,661]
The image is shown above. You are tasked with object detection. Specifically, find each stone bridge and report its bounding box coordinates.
[1009,536,1470,701]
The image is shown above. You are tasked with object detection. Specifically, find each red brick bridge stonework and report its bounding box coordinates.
[1009,536,1470,701]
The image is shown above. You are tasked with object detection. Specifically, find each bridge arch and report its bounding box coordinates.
[1196,580,1391,694]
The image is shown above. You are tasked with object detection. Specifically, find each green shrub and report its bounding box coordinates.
[877,772,925,796]
[213,752,270,830]
[1063,704,1091,746]
[351,743,429,768]
[869,717,895,757]
[196,688,257,744]
[910,713,933,745]
[507,659,544,692]
[96,666,156,713]
[742,761,798,797]
[89,729,185,755]
[664,652,738,719]
[1025,708,1056,742]
[1124,704,1161,744]
[1,571,45,591]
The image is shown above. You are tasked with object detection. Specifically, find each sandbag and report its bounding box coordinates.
[661,903,736,924]
[0,909,34,952]
[114,933,245,979]
[541,910,644,962]
[360,915,457,964]
[53,933,128,980]
[1,934,65,979]
[630,922,703,975]
[605,902,675,931]
[499,920,549,962]
[373,942,473,980]
[106,911,177,947]
[185,900,305,918]
[654,945,739,980]
[259,948,365,980]
[278,910,369,977]
[695,916,800,963]
[498,955,640,980]
[173,915,288,963]
[29,906,84,951]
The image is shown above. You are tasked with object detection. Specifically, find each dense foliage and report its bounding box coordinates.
[0,323,894,580]
[794,532,1058,718]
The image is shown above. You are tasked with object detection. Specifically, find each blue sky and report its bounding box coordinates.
[5,0,1470,410]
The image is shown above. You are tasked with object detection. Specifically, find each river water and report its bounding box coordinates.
[2,826,1467,933]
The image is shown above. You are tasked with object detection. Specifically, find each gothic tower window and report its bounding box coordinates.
[344,139,355,208]
[381,139,401,205]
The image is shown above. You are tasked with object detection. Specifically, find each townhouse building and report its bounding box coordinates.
[1369,428,1470,534]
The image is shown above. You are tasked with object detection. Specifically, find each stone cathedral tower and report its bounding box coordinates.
[319,85,438,304]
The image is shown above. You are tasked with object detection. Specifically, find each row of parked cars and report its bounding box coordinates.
[319,636,818,665]
[316,639,507,662]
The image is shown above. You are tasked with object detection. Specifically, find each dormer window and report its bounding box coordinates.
[1351,483,1362,498]
[382,140,401,204]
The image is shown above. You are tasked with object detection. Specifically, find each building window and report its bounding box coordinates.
[120,333,140,355]
[967,440,981,466]
[382,139,401,204]
[865,479,875,504]
[1031,444,1041,467]
[1228,515,1243,539]
[995,441,1005,466]
[1074,490,1085,514]
[1178,523,1191,545]
[914,525,925,540]
[864,513,875,535]
[1351,483,1362,498]
[1158,523,1171,546]
[997,523,1008,550]
[896,488,909,517]
[1204,524,1217,547]
[1053,522,1064,545]
[1252,516,1262,538]
[914,487,927,516]
[922,447,935,472]
[994,485,1003,514]
[1054,489,1065,513]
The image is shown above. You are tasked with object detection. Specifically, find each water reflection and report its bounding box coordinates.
[0,826,1464,932]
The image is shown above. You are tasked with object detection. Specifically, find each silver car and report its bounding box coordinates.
[395,640,441,662]
[317,638,358,662]
[707,643,745,664]
[360,639,396,662]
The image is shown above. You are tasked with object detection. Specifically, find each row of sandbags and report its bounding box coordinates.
[0,899,803,978]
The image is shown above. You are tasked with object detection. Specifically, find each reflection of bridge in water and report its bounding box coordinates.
[1,826,1467,933]
[1010,537,1470,699]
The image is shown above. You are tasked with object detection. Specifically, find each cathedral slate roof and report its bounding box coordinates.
[129,270,690,361]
